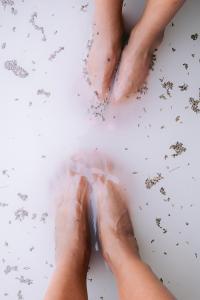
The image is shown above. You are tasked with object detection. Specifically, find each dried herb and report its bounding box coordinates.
[179,83,188,91]
[4,60,29,78]
[160,187,166,195]
[49,47,64,61]
[30,12,46,41]
[145,173,163,189]
[191,33,198,40]
[189,97,200,113]
[170,142,186,157]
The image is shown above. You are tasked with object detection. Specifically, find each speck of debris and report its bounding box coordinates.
[156,218,167,233]
[160,78,173,97]
[170,142,187,157]
[31,213,37,220]
[0,202,8,207]
[156,218,161,227]
[172,47,176,52]
[4,265,18,274]
[11,6,17,15]
[14,208,29,221]
[37,89,51,97]
[0,0,14,8]
[191,33,198,40]
[30,12,46,41]
[4,60,29,78]
[40,212,48,223]
[160,187,166,195]
[16,275,33,285]
[189,97,200,113]
[81,3,89,12]
[164,197,170,202]
[88,99,109,122]
[48,46,64,61]
[1,42,6,49]
[159,94,167,100]
[179,83,188,91]
[17,193,28,201]
[145,173,163,189]
[183,63,188,70]
[175,115,181,122]
[150,52,157,70]
[136,83,148,100]
[17,290,23,300]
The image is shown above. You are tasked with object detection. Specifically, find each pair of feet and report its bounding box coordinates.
[55,154,139,278]
[87,6,163,103]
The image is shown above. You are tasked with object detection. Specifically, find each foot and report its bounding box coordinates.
[87,8,123,100]
[55,172,91,276]
[112,23,164,103]
[90,156,140,273]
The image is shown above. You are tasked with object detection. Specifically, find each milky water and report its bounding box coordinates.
[1,1,200,299]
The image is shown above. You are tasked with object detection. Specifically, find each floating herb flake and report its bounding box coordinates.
[0,0,14,8]
[191,33,198,40]
[16,275,33,285]
[145,173,163,189]
[160,187,166,195]
[15,208,29,221]
[48,46,64,61]
[170,142,186,157]
[17,193,28,201]
[30,12,46,41]
[156,218,167,233]
[37,89,51,97]
[160,78,173,97]
[179,83,188,91]
[189,97,200,113]
[4,60,29,78]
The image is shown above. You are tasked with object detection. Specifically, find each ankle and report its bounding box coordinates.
[95,0,123,18]
[103,237,140,274]
[112,249,142,278]
[130,22,164,51]
[94,1,123,31]
[56,258,88,281]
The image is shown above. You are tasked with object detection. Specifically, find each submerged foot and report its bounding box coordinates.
[55,172,91,274]
[76,153,140,272]
[87,10,123,100]
[94,176,140,273]
[112,23,164,103]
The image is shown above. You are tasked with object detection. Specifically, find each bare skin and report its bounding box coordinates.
[87,0,123,100]
[44,155,176,300]
[94,176,175,300]
[44,174,91,300]
[87,0,185,103]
